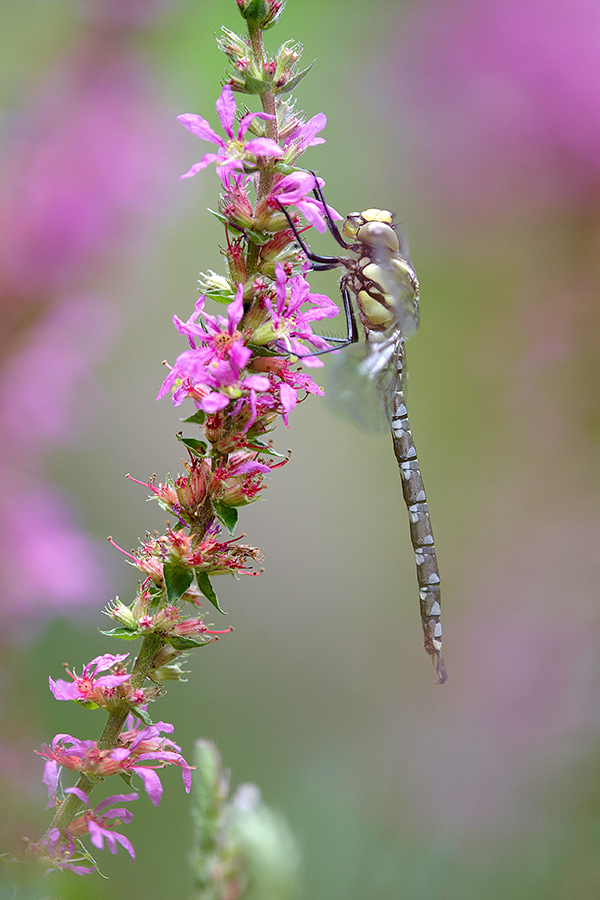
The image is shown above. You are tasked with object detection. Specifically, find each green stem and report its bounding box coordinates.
[246,21,279,277]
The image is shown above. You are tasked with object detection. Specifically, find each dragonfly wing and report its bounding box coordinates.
[326,331,403,431]
[326,342,388,433]
[370,236,420,337]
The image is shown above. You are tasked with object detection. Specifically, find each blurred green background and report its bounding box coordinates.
[2,0,600,898]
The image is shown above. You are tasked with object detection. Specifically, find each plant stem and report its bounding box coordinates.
[246,20,278,276]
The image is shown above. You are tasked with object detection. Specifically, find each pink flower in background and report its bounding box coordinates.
[0,48,172,300]
[0,476,110,635]
[0,295,119,447]
[397,0,600,211]
[0,15,178,638]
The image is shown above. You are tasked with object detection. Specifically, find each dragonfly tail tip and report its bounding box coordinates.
[434,650,448,685]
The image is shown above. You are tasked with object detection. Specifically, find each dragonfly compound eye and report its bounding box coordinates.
[341,213,363,242]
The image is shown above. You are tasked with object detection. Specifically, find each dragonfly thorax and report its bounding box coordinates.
[344,248,420,336]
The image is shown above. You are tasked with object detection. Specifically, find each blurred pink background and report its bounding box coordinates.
[1,1,599,898]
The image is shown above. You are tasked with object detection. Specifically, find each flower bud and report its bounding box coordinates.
[236,0,285,31]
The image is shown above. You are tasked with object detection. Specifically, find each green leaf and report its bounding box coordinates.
[276,60,315,95]
[130,705,154,726]
[196,570,227,614]
[176,434,207,457]
[213,500,238,535]
[167,634,211,650]
[164,562,194,604]
[182,409,206,426]
[118,772,135,790]
[245,438,287,458]
[241,73,271,94]
[98,627,139,640]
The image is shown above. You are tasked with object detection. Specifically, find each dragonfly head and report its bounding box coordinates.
[341,209,399,254]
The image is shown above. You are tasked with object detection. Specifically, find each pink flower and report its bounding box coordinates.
[49,652,130,704]
[239,356,326,427]
[65,788,138,859]
[178,84,283,180]
[0,49,173,299]
[37,718,192,808]
[264,263,340,362]
[174,284,251,372]
[36,827,96,875]
[398,0,600,211]
[282,112,328,154]
[157,286,270,412]
[109,719,193,805]
[272,171,342,233]
[0,475,110,635]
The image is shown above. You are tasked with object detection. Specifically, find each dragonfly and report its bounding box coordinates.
[278,176,447,684]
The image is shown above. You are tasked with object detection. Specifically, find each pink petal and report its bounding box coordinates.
[227,284,245,331]
[133,766,163,806]
[280,382,298,414]
[49,677,83,701]
[180,154,219,179]
[177,113,223,146]
[244,138,284,158]
[200,393,231,413]
[229,342,252,371]
[88,652,129,674]
[243,375,270,391]
[215,85,237,139]
[238,110,275,138]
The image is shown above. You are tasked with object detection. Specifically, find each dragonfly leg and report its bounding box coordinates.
[339,280,359,345]
[309,170,350,251]
[275,199,340,267]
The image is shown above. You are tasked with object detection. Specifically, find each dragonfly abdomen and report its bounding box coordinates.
[390,378,447,684]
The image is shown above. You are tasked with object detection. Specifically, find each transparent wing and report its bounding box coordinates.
[371,233,420,338]
[325,330,403,432]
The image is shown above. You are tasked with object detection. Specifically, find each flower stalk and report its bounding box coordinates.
[28,0,338,880]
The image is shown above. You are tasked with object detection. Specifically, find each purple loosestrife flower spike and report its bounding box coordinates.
[31,2,333,879]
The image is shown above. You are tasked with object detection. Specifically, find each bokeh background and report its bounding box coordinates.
[1,0,600,898]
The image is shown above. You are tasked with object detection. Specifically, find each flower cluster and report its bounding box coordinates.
[39,715,192,809]
[31,0,338,877]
